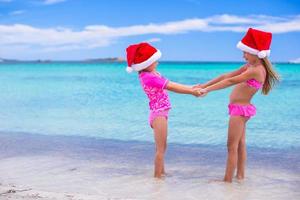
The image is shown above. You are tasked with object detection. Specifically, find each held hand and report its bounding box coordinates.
[192,88,202,97]
[198,88,208,97]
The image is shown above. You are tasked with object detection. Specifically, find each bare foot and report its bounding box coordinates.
[236,175,244,180]
[235,176,245,184]
[154,175,165,180]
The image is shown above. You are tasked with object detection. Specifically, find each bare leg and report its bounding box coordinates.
[162,138,167,175]
[236,120,247,180]
[152,117,168,178]
[223,116,246,183]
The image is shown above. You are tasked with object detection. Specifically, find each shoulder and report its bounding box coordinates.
[241,63,250,69]
[237,64,249,74]
[255,64,267,81]
[244,64,264,80]
[140,71,160,83]
[139,71,153,79]
[246,64,263,74]
[141,71,168,88]
[140,71,156,79]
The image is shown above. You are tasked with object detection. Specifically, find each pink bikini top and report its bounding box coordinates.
[244,64,264,90]
[246,79,263,90]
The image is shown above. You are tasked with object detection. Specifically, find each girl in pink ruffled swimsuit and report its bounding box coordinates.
[126,42,201,178]
[196,28,280,183]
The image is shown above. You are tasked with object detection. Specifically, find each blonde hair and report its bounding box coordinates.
[261,57,280,95]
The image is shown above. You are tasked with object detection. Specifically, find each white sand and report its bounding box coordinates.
[0,132,299,200]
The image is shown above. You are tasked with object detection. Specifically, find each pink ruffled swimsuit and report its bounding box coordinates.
[139,71,171,127]
[228,79,263,118]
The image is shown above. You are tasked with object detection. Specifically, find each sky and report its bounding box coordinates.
[0,0,300,62]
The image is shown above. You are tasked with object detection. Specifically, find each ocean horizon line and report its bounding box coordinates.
[0,59,298,65]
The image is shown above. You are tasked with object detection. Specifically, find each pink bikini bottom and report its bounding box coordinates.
[149,109,169,128]
[228,103,256,118]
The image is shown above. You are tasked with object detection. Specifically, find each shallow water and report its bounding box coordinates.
[0,132,299,200]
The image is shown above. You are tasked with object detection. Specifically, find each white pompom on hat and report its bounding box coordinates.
[237,28,272,59]
[125,42,161,73]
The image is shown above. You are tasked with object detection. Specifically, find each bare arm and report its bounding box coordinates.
[199,65,248,88]
[205,68,257,92]
[166,81,200,96]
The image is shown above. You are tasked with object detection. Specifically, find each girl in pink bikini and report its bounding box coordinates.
[126,42,201,178]
[197,28,280,182]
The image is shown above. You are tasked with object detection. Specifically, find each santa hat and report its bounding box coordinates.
[126,42,161,73]
[237,28,272,59]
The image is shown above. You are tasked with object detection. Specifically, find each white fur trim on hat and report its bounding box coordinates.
[237,41,270,58]
[126,66,133,73]
[131,50,162,72]
[257,50,270,58]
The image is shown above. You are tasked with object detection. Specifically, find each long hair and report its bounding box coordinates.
[261,57,280,95]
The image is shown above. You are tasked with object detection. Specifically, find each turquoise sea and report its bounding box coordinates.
[0,62,299,149]
[0,62,299,199]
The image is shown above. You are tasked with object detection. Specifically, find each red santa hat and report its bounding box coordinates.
[237,28,272,59]
[126,42,161,73]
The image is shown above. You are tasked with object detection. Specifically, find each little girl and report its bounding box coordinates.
[197,28,280,182]
[126,42,200,178]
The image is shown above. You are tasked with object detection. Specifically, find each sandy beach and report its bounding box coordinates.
[1,0,300,198]
[0,131,299,200]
